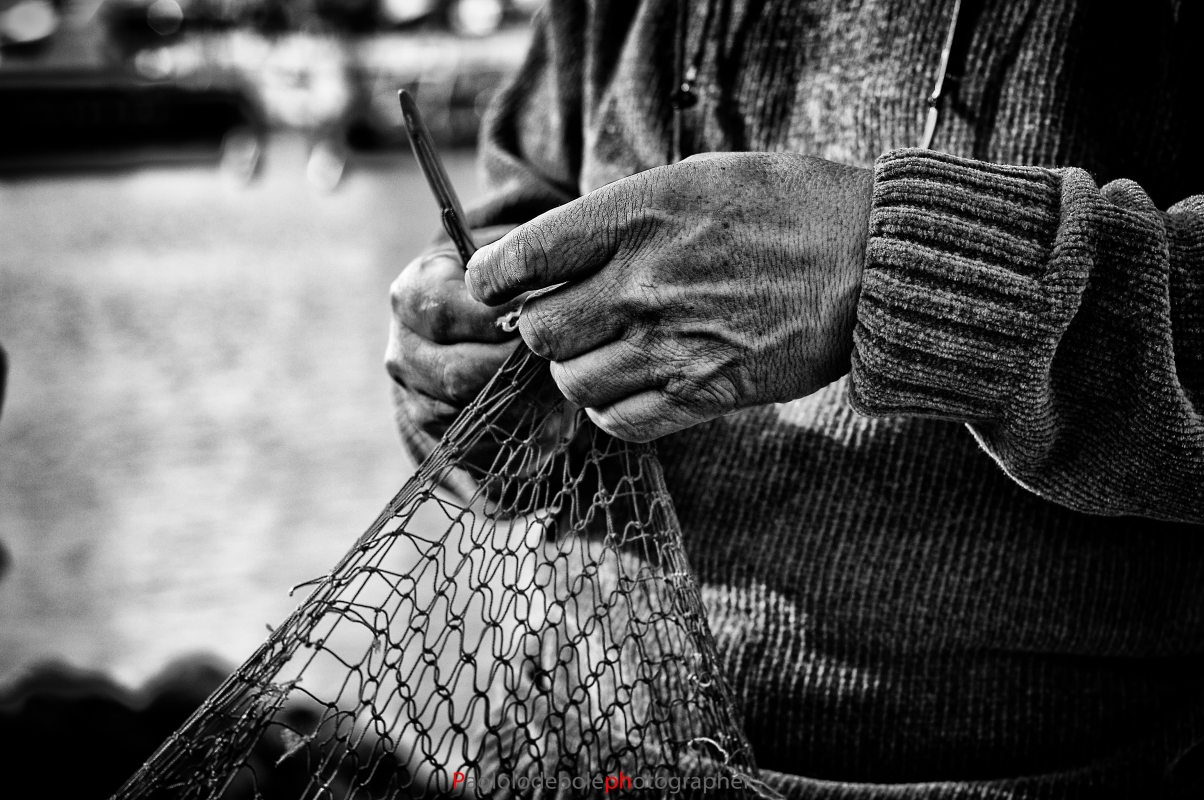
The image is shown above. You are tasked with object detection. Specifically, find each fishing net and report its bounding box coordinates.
[113,345,771,800]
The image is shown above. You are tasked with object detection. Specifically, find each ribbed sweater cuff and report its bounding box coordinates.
[849,148,1065,421]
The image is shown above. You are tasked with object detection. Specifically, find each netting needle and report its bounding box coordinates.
[398,89,561,334]
[398,90,477,264]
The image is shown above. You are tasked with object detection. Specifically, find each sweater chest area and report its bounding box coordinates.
[655,383,1204,662]
[654,387,1204,779]
[578,0,1195,204]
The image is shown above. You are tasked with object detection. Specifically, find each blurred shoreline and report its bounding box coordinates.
[0,7,514,792]
[0,136,482,692]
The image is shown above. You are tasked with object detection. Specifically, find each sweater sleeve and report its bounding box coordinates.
[848,149,1204,523]
[467,0,585,229]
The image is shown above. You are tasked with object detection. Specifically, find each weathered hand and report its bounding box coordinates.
[465,153,874,442]
[385,225,522,459]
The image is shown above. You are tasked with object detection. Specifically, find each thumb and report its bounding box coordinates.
[464,185,629,306]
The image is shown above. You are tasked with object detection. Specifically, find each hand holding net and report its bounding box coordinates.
[113,341,770,799]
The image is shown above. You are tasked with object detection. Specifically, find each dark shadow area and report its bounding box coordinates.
[0,659,448,799]
[0,658,229,799]
[0,81,256,172]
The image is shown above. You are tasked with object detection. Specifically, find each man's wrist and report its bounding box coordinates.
[848,148,1062,420]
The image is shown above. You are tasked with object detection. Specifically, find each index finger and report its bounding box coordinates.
[463,189,626,306]
[392,251,520,344]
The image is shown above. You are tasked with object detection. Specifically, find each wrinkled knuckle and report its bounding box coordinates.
[659,349,697,402]
[663,362,738,414]
[661,374,698,410]
[699,376,740,411]
[686,370,740,413]
[504,227,550,288]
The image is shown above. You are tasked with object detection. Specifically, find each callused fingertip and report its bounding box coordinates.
[463,240,499,302]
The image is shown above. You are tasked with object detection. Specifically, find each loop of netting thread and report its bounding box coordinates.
[112,345,773,800]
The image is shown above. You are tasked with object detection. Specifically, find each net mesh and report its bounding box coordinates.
[113,346,772,800]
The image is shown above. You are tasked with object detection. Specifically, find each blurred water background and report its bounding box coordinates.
[0,0,526,794]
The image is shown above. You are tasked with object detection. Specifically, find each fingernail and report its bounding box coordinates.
[464,241,497,300]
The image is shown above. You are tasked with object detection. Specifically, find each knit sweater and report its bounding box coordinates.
[417,0,1204,796]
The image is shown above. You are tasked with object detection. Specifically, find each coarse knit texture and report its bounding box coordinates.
[395,0,1204,796]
